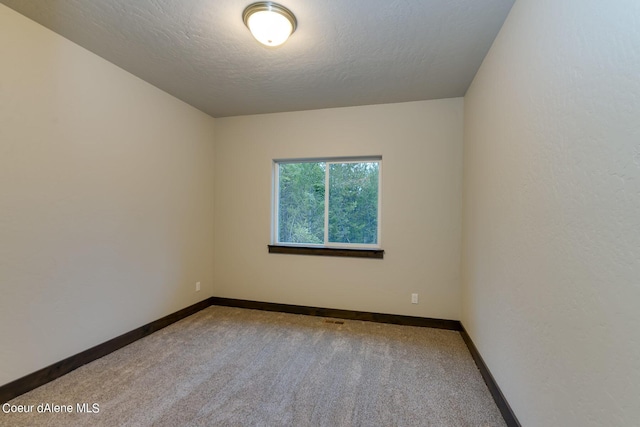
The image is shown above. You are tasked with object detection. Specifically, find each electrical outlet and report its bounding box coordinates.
[411,293,418,304]
[196,282,201,292]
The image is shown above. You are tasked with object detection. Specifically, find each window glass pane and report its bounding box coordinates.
[278,162,325,244]
[328,162,379,244]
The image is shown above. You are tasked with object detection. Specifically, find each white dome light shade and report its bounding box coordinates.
[243,2,297,47]
[246,10,292,46]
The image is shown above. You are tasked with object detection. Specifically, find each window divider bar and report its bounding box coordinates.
[324,163,330,245]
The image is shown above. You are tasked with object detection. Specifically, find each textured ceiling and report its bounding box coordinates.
[1,0,514,118]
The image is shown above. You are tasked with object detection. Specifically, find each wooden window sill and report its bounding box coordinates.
[268,245,384,259]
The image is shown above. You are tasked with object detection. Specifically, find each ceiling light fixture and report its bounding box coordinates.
[243,2,297,47]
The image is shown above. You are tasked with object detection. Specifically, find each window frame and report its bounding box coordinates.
[272,156,382,250]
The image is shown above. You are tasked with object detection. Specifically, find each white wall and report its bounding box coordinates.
[462,0,640,425]
[0,5,215,385]
[214,99,463,320]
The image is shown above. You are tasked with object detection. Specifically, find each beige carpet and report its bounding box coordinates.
[1,306,506,426]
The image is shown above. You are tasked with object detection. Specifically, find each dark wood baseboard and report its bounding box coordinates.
[460,325,521,427]
[0,299,211,404]
[209,297,461,330]
[2,295,520,427]
[210,298,519,426]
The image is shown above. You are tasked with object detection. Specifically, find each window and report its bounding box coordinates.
[272,157,382,254]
